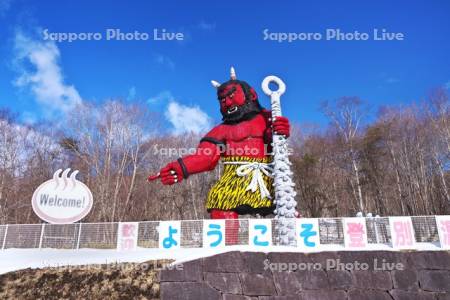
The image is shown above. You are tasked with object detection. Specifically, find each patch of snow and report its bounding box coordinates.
[0,242,445,275]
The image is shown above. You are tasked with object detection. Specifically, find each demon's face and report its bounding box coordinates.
[218,83,246,116]
[217,81,262,124]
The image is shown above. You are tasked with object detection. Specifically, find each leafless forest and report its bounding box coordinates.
[0,88,449,224]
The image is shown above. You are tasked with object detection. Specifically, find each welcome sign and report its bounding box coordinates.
[31,169,93,224]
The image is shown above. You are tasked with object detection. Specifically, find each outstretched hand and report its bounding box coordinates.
[148,161,184,185]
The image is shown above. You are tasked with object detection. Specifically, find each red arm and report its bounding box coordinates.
[181,140,222,175]
[149,125,225,185]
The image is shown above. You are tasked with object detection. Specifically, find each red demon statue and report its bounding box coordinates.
[149,67,290,243]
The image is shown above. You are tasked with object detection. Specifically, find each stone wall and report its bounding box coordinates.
[159,251,450,300]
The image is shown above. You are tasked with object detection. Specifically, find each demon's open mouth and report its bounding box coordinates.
[227,106,238,114]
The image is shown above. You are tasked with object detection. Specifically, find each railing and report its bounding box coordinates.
[0,215,449,251]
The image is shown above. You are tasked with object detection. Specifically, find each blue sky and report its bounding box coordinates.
[0,0,449,132]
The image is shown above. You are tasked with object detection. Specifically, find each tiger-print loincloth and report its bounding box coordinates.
[206,156,274,210]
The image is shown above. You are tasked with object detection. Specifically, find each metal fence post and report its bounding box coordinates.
[76,223,82,250]
[2,225,8,250]
[38,223,45,249]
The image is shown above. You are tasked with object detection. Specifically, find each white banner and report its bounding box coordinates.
[436,215,450,250]
[158,221,181,250]
[389,216,416,249]
[249,219,272,247]
[203,220,226,248]
[343,217,368,250]
[117,222,139,251]
[296,218,320,251]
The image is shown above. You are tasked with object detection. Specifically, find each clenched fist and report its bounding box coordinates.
[272,116,290,137]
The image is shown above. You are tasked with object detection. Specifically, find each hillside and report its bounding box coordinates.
[0,260,170,300]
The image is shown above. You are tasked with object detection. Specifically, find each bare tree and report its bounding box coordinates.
[0,89,449,224]
[322,97,367,214]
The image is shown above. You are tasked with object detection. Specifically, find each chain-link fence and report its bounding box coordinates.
[4,224,42,249]
[319,218,344,245]
[366,217,391,244]
[0,216,446,250]
[41,224,79,249]
[411,216,439,243]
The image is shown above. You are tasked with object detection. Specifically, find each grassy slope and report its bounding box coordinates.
[0,260,172,300]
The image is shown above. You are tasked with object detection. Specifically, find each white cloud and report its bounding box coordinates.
[154,54,175,70]
[164,101,212,135]
[13,30,82,117]
[197,21,216,31]
[147,90,174,104]
[127,86,136,101]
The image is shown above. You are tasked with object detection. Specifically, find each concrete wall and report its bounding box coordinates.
[159,251,450,300]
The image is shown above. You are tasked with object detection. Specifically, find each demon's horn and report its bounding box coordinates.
[211,80,221,89]
[230,66,236,80]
